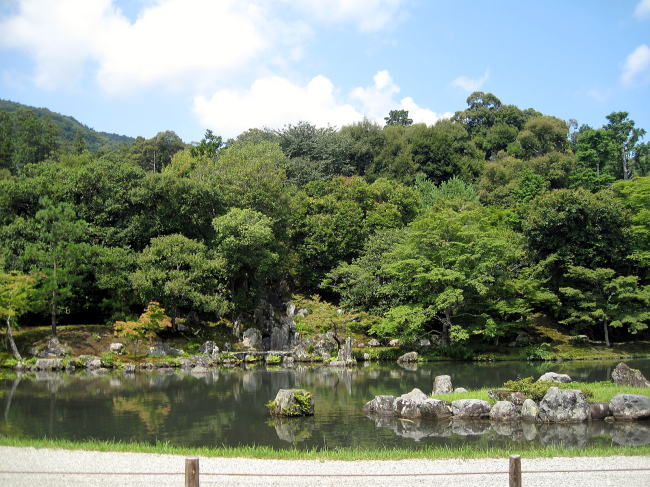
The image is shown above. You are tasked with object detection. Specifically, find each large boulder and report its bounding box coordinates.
[393,388,429,418]
[397,351,418,363]
[609,394,650,420]
[521,399,539,422]
[34,358,63,370]
[148,343,182,357]
[537,372,572,383]
[388,339,400,347]
[363,395,396,416]
[242,328,262,350]
[268,389,314,417]
[368,339,381,348]
[611,362,650,388]
[489,401,519,421]
[538,387,590,422]
[198,341,218,355]
[451,399,491,418]
[336,337,356,364]
[432,375,453,394]
[35,337,68,357]
[589,402,611,420]
[488,389,527,406]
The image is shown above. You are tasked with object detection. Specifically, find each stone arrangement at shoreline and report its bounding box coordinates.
[364,369,650,424]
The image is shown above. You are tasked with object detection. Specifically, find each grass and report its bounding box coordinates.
[0,437,648,460]
[431,381,650,404]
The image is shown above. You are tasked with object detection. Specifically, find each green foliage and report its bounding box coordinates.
[502,377,556,400]
[524,343,554,361]
[114,302,172,357]
[265,354,282,365]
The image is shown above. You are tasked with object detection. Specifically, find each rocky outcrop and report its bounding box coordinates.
[537,372,572,383]
[538,387,590,422]
[609,394,650,420]
[242,328,262,350]
[489,401,519,421]
[364,389,452,419]
[432,375,453,394]
[267,389,314,417]
[450,399,491,418]
[363,395,396,415]
[34,337,68,358]
[397,351,418,363]
[198,341,218,355]
[521,399,539,422]
[611,362,650,388]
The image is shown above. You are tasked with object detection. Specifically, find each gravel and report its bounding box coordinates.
[0,446,648,487]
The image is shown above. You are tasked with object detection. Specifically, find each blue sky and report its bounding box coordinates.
[0,0,649,143]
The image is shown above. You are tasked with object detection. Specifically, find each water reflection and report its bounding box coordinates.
[0,359,648,450]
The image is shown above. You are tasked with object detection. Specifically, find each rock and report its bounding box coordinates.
[198,341,218,355]
[589,402,611,420]
[419,339,431,347]
[242,328,263,350]
[34,358,63,370]
[36,337,68,357]
[418,399,454,419]
[286,302,296,317]
[122,364,136,373]
[109,343,124,353]
[148,343,182,357]
[393,388,429,418]
[611,362,650,388]
[295,308,309,317]
[538,387,590,422]
[268,389,314,417]
[368,339,381,347]
[487,389,528,406]
[454,387,468,393]
[282,356,295,367]
[337,337,355,363]
[537,372,572,383]
[489,401,519,421]
[432,375,453,394]
[609,394,650,420]
[87,357,103,369]
[270,324,291,351]
[363,353,371,361]
[521,399,539,422]
[451,399,491,418]
[397,351,418,363]
[388,339,400,347]
[364,395,397,415]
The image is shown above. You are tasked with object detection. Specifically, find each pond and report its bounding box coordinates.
[1,359,649,450]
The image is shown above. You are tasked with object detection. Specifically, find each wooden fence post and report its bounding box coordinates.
[509,454,522,487]
[185,457,199,487]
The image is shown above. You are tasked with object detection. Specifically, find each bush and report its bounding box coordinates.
[266,354,282,365]
[524,343,553,361]
[502,377,594,401]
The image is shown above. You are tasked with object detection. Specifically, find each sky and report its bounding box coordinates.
[0,0,649,143]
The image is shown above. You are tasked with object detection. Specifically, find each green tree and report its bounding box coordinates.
[604,112,646,180]
[191,129,223,160]
[131,234,229,329]
[0,268,36,359]
[559,266,650,346]
[24,200,89,336]
[114,302,172,357]
[613,176,650,280]
[384,109,413,126]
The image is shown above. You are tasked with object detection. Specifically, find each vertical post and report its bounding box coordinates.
[509,454,522,487]
[186,457,199,487]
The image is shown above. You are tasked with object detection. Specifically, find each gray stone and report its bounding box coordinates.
[418,399,453,419]
[589,402,611,420]
[368,339,381,347]
[393,388,429,418]
[122,364,136,374]
[286,302,296,317]
[451,399,491,418]
[337,337,355,364]
[36,337,68,357]
[148,343,182,357]
[363,353,371,361]
[270,325,291,351]
[454,387,468,393]
[363,395,396,415]
[242,328,263,350]
[537,372,572,383]
[282,356,295,367]
[109,343,124,353]
[609,394,650,420]
[295,308,310,317]
[538,387,590,422]
[611,362,650,388]
[388,339,400,347]
[87,357,102,369]
[489,401,519,421]
[397,351,418,363]
[432,375,453,394]
[521,399,539,422]
[488,389,528,405]
[268,389,314,417]
[198,341,218,355]
[34,358,63,370]
[419,339,431,347]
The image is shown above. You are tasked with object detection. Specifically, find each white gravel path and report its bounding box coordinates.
[0,447,648,487]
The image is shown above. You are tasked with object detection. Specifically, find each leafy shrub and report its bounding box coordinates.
[100,352,116,366]
[524,343,553,361]
[266,354,282,365]
[502,377,555,401]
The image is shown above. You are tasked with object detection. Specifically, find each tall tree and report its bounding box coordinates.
[384,109,413,126]
[604,112,646,180]
[0,268,36,359]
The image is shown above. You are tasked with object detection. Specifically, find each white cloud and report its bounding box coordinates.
[621,44,650,86]
[635,0,650,19]
[193,75,362,137]
[194,70,450,136]
[450,69,490,93]
[293,0,408,32]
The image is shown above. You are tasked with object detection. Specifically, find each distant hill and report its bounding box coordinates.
[0,99,134,152]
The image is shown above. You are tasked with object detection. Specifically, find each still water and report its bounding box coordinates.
[1,359,649,450]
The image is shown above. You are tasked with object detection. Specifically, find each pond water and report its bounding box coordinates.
[1,359,649,450]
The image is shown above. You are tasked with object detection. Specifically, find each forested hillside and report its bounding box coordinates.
[1,92,649,352]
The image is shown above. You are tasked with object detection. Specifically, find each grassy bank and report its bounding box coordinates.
[0,437,648,460]
[432,381,650,403]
